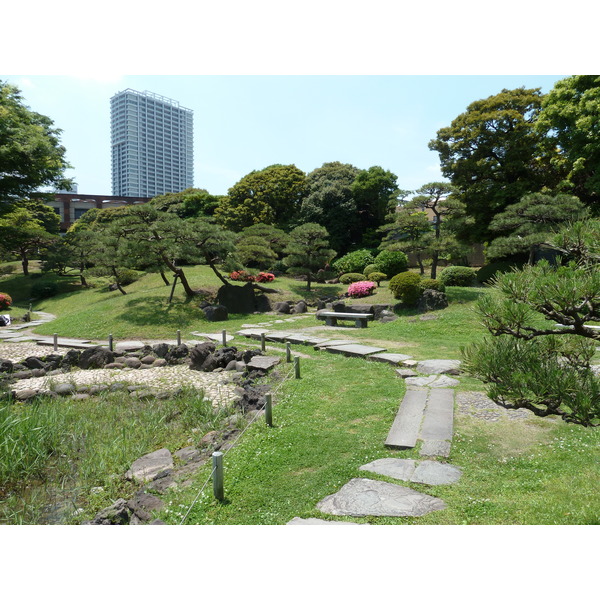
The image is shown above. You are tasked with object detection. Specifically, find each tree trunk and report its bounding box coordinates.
[159,269,170,286]
[21,251,29,276]
[175,267,196,298]
[430,252,439,280]
[417,254,425,276]
[111,266,127,295]
[306,272,312,291]
[207,259,231,287]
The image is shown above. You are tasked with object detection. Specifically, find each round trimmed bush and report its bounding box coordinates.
[339,272,365,285]
[419,278,445,293]
[373,250,408,278]
[389,271,422,306]
[439,266,476,287]
[0,292,12,310]
[333,249,375,275]
[367,271,387,286]
[363,263,378,276]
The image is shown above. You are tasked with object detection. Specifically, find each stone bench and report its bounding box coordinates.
[316,311,373,328]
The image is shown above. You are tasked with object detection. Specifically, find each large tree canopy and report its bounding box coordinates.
[149,187,221,218]
[0,82,72,215]
[536,75,600,209]
[429,87,556,244]
[214,164,307,231]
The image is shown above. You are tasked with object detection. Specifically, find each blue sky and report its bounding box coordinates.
[3,74,566,197]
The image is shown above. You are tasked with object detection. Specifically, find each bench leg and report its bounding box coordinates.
[326,317,337,326]
[355,320,367,328]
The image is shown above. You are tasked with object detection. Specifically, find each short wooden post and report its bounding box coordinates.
[286,342,291,363]
[294,356,301,379]
[212,451,224,501]
[260,332,266,352]
[176,329,181,345]
[222,329,227,347]
[265,393,273,427]
[53,333,58,352]
[108,334,113,352]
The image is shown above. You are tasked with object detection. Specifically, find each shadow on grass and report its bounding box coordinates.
[116,295,206,328]
[287,283,345,301]
[1,273,82,305]
[446,287,487,303]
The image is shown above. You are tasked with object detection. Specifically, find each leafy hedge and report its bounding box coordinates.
[333,250,375,275]
[388,271,421,305]
[439,266,476,287]
[373,250,408,277]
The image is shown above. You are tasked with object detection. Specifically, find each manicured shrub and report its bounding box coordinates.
[255,272,275,283]
[333,249,375,275]
[118,269,145,286]
[363,263,378,276]
[367,272,387,286]
[419,278,445,293]
[389,271,422,305]
[30,281,59,299]
[347,280,377,298]
[439,266,477,287]
[476,261,518,284]
[373,250,408,277]
[0,293,12,310]
[0,265,16,276]
[339,272,365,285]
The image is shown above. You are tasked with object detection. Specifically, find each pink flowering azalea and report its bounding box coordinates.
[347,280,376,298]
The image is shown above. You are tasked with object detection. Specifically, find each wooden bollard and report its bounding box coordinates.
[265,393,273,427]
[176,329,181,345]
[260,332,266,351]
[108,334,113,352]
[222,329,227,347]
[53,333,58,352]
[294,356,301,379]
[286,342,291,363]
[212,451,224,501]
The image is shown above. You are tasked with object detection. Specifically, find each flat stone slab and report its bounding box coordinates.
[324,344,387,358]
[405,375,459,388]
[286,517,367,525]
[420,440,452,458]
[125,448,173,483]
[420,388,454,443]
[416,359,461,375]
[264,331,295,342]
[235,328,271,339]
[367,353,413,365]
[317,478,446,517]
[360,458,461,486]
[247,356,281,371]
[0,332,25,338]
[190,332,235,343]
[37,339,95,349]
[385,389,427,449]
[313,339,355,349]
[111,341,146,352]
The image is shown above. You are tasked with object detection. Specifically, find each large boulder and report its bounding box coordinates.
[293,301,307,314]
[203,304,229,322]
[165,344,190,364]
[189,342,217,370]
[274,301,291,314]
[417,290,448,312]
[216,282,255,314]
[79,346,114,370]
[0,359,13,374]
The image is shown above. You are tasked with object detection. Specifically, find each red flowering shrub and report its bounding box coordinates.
[255,272,275,283]
[347,281,376,298]
[230,270,256,282]
[0,293,12,310]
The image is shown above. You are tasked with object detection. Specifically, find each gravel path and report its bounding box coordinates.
[1,341,240,407]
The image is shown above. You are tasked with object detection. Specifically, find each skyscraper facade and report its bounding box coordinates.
[110,89,193,197]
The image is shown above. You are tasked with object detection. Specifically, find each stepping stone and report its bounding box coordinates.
[247,356,280,372]
[114,341,146,352]
[395,368,417,378]
[191,332,235,343]
[367,353,413,365]
[385,389,427,449]
[285,334,328,345]
[416,359,461,375]
[264,331,294,342]
[313,339,355,349]
[0,332,24,339]
[286,517,367,525]
[405,374,459,388]
[317,478,446,518]
[235,328,270,339]
[37,338,94,349]
[419,388,454,457]
[125,448,173,483]
[324,344,387,358]
[359,458,462,486]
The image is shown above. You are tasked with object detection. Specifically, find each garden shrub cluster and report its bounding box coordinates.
[367,271,387,286]
[229,270,275,283]
[333,249,375,275]
[476,261,518,284]
[419,278,445,293]
[339,272,365,285]
[347,280,377,298]
[30,281,58,299]
[439,266,476,286]
[0,293,12,310]
[373,250,408,277]
[363,264,378,276]
[0,265,16,276]
[389,271,422,306]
